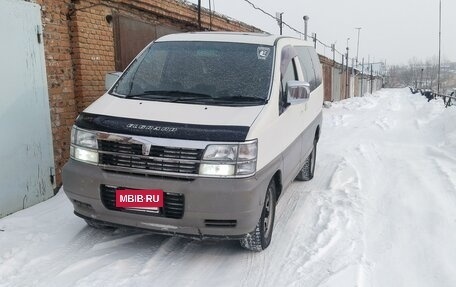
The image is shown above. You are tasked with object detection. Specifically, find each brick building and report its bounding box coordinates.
[33,0,260,186]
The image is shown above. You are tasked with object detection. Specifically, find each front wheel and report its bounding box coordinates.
[240,179,277,252]
[295,142,317,181]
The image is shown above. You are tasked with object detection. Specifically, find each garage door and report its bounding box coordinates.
[0,0,55,217]
[113,14,183,71]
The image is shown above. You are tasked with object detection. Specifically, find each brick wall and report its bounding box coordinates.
[34,0,261,186]
[69,3,115,112]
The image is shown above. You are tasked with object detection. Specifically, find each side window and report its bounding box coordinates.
[308,48,323,87]
[279,58,298,115]
[281,60,298,94]
[295,46,317,91]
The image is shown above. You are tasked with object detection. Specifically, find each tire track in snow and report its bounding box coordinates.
[284,158,364,287]
[0,228,109,286]
[236,155,365,287]
[34,228,151,286]
[238,156,338,287]
[2,226,171,287]
[240,178,307,287]
[427,147,456,199]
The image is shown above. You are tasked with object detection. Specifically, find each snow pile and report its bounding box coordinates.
[1,88,456,287]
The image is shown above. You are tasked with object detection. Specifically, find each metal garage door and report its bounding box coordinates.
[0,0,55,217]
[113,14,183,71]
[331,67,341,101]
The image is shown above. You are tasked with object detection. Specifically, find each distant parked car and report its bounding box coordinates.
[422,89,434,102]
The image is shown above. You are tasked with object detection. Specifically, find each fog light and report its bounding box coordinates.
[199,163,235,176]
[73,146,98,164]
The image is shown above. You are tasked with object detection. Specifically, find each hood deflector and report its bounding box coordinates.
[75,113,250,142]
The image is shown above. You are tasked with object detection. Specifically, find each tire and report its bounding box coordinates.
[84,219,115,230]
[295,142,317,181]
[240,179,277,252]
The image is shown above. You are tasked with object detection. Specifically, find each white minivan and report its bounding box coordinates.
[63,32,323,251]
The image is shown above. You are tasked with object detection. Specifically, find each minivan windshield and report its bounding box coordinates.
[111,41,274,106]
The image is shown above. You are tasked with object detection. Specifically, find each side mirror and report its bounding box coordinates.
[286,80,311,105]
[105,72,122,91]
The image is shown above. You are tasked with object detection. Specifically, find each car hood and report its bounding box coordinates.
[79,94,265,142]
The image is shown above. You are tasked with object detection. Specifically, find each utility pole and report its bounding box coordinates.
[355,27,361,67]
[437,0,442,94]
[367,56,370,93]
[208,0,212,30]
[352,58,355,76]
[351,58,355,97]
[303,16,309,40]
[361,58,365,96]
[197,0,202,30]
[312,33,317,49]
[346,38,350,99]
[276,12,283,35]
[419,68,424,89]
[331,43,336,65]
[346,49,349,98]
[370,64,374,94]
[341,54,344,75]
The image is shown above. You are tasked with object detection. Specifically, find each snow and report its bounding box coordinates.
[1,88,456,286]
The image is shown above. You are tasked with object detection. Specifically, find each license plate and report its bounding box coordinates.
[115,189,164,209]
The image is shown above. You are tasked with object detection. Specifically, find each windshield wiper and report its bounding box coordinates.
[215,95,267,103]
[124,91,266,106]
[126,90,213,99]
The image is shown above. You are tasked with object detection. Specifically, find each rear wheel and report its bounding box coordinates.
[240,179,276,251]
[296,141,317,181]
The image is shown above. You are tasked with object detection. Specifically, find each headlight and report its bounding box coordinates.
[202,145,238,161]
[71,126,98,149]
[70,126,98,164]
[199,140,257,177]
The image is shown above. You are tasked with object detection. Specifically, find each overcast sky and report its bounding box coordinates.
[187,0,455,65]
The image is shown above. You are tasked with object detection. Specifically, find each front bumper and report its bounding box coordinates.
[62,159,272,238]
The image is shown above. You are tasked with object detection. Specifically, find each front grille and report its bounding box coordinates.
[98,140,203,175]
[99,153,199,174]
[100,185,184,219]
[149,146,202,160]
[98,140,142,155]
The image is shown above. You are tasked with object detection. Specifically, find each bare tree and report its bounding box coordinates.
[385,56,456,94]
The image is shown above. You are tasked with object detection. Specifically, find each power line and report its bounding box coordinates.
[240,0,369,65]
[242,0,278,25]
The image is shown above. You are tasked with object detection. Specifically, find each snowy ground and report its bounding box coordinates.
[1,88,456,287]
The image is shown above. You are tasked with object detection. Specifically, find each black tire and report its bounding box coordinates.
[240,179,277,252]
[295,142,317,181]
[84,219,115,230]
